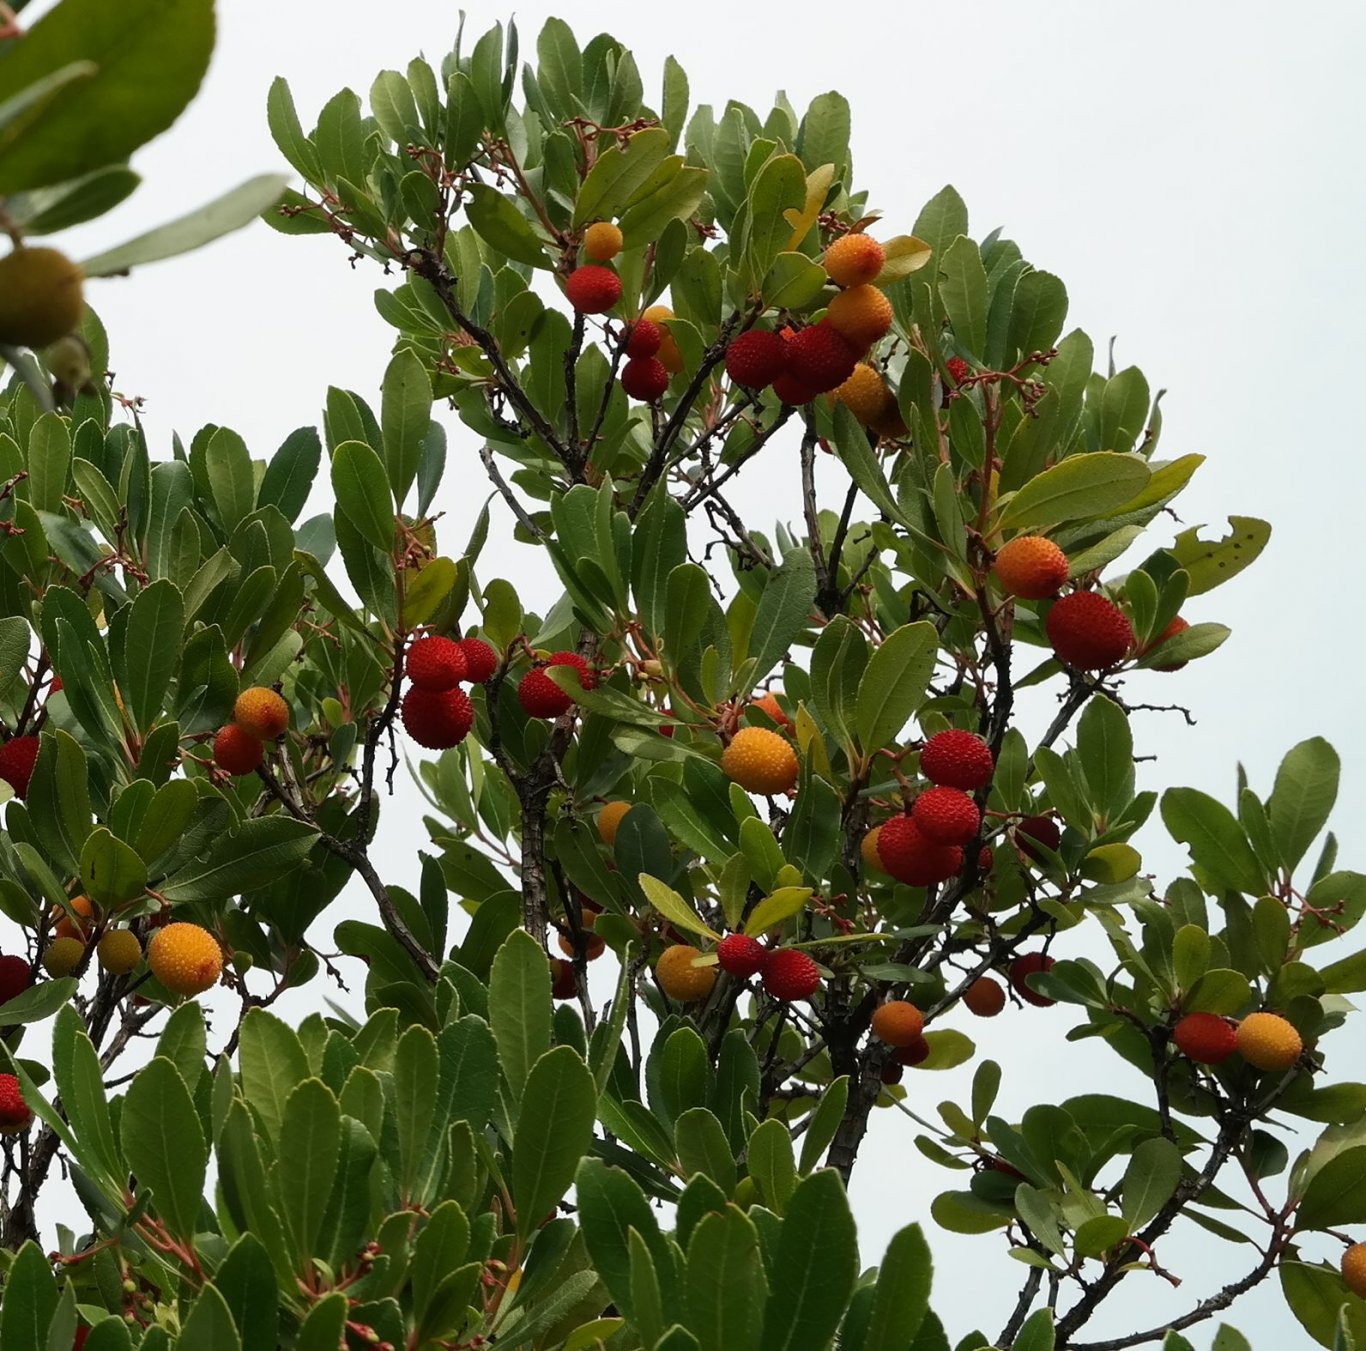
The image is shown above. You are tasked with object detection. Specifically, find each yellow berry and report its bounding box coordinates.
[642,305,684,373]
[148,922,223,997]
[42,937,85,978]
[655,944,716,1002]
[96,930,143,975]
[822,234,885,287]
[597,800,632,848]
[583,221,624,262]
[0,248,85,348]
[1235,1011,1302,1072]
[233,686,289,740]
[1343,1243,1366,1298]
[721,726,799,796]
[830,364,896,428]
[861,826,886,874]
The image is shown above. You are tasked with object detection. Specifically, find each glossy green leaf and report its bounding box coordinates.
[686,1206,767,1351]
[79,826,148,907]
[855,621,938,752]
[938,235,988,357]
[742,886,812,938]
[121,1057,205,1241]
[1161,787,1267,896]
[0,1241,58,1351]
[51,1003,119,1186]
[466,182,551,267]
[1267,737,1339,874]
[1120,1136,1181,1228]
[489,929,552,1103]
[279,1079,341,1261]
[238,1009,310,1141]
[746,547,817,688]
[177,1283,243,1351]
[380,347,431,506]
[639,873,721,941]
[997,452,1151,533]
[331,439,394,552]
[575,127,671,225]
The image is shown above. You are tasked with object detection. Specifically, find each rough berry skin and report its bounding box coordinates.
[830,363,896,428]
[876,815,964,887]
[725,329,787,388]
[0,248,85,348]
[564,265,622,314]
[762,948,821,1002]
[912,787,981,846]
[771,370,817,405]
[625,319,663,358]
[96,930,142,975]
[621,356,670,402]
[1235,1011,1303,1071]
[643,305,684,372]
[977,845,995,873]
[1009,952,1056,1007]
[597,800,632,848]
[963,976,1006,1018]
[826,284,894,348]
[1046,591,1134,670]
[871,999,925,1048]
[402,685,474,749]
[1015,814,1062,862]
[994,536,1070,601]
[784,322,860,394]
[233,686,289,739]
[860,826,886,874]
[583,221,623,261]
[549,957,579,1000]
[0,1074,31,1134]
[895,1036,931,1066]
[519,652,595,719]
[721,726,799,795]
[945,356,972,385]
[0,735,39,799]
[406,635,468,691]
[656,944,717,1001]
[1147,615,1191,671]
[148,922,223,997]
[1342,1243,1366,1299]
[1172,1012,1237,1065]
[919,729,994,791]
[213,725,263,776]
[717,934,768,978]
[0,955,28,1005]
[457,637,498,683]
[42,936,84,978]
[823,234,885,287]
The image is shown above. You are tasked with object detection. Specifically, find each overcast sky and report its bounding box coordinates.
[23,0,1366,1346]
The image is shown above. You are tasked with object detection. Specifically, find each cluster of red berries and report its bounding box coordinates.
[0,733,39,800]
[401,635,497,750]
[213,686,290,777]
[716,934,821,1003]
[517,650,596,720]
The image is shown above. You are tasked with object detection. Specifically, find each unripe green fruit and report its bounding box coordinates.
[0,248,85,349]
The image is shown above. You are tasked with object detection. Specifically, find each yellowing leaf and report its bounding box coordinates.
[783,162,836,252]
[637,873,720,942]
[743,885,813,937]
[878,234,933,282]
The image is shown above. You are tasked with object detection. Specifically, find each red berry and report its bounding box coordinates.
[401,685,474,749]
[762,948,821,1002]
[876,815,964,886]
[457,637,498,683]
[549,958,578,1000]
[1015,814,1061,862]
[621,356,670,402]
[716,934,767,978]
[0,735,39,800]
[783,321,860,394]
[725,329,787,388]
[0,955,30,1006]
[771,371,817,405]
[625,320,663,358]
[1146,615,1191,672]
[894,1036,931,1066]
[1173,1011,1237,1065]
[963,976,1006,1017]
[977,845,995,873]
[1009,952,1056,1007]
[919,729,993,791]
[880,1061,904,1085]
[564,265,622,314]
[0,1073,31,1133]
[946,356,971,385]
[911,787,981,846]
[1046,591,1134,670]
[213,725,263,776]
[406,635,468,691]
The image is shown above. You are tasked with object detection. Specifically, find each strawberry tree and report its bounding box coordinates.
[0,5,1363,1351]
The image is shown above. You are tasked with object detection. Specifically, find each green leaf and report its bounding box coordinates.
[238,1009,310,1141]
[331,440,394,552]
[79,174,289,276]
[0,1241,58,1351]
[1281,1262,1366,1350]
[1299,1147,1366,1230]
[760,252,827,310]
[798,1078,848,1175]
[1167,516,1271,597]
[1182,968,1252,1016]
[746,154,807,283]
[862,1224,932,1351]
[938,235,988,357]
[513,1046,597,1239]
[997,452,1151,533]
[1267,737,1339,874]
[79,826,148,907]
[759,1170,859,1351]
[1120,1136,1181,1228]
[855,621,938,752]
[279,1079,341,1261]
[393,1025,438,1201]
[638,873,721,942]
[742,885,813,938]
[465,183,551,268]
[161,817,318,902]
[26,730,91,875]
[177,1283,243,1351]
[121,1057,206,1242]
[0,975,75,1026]
[575,127,671,226]
[51,1004,119,1186]
[1014,1310,1056,1351]
[675,1108,737,1193]
[0,0,214,193]
[748,1118,797,1215]
[295,1294,348,1351]
[619,166,708,250]
[1161,788,1267,897]
[746,547,817,687]
[489,929,552,1104]
[380,348,431,507]
[119,578,183,733]
[686,1206,767,1351]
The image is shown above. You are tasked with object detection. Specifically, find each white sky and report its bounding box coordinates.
[20,1,1366,1347]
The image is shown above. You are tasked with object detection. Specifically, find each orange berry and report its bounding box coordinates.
[871,1000,925,1048]
[233,686,289,739]
[1342,1243,1366,1299]
[1172,1012,1237,1065]
[597,800,633,848]
[963,976,1006,1017]
[826,284,894,348]
[861,825,886,875]
[721,726,799,796]
[583,221,624,262]
[1235,1012,1302,1072]
[213,724,263,776]
[558,930,606,961]
[655,944,716,1002]
[750,690,793,730]
[830,363,896,428]
[822,234,885,287]
[643,305,684,373]
[52,894,94,941]
[147,922,223,997]
[994,536,1070,601]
